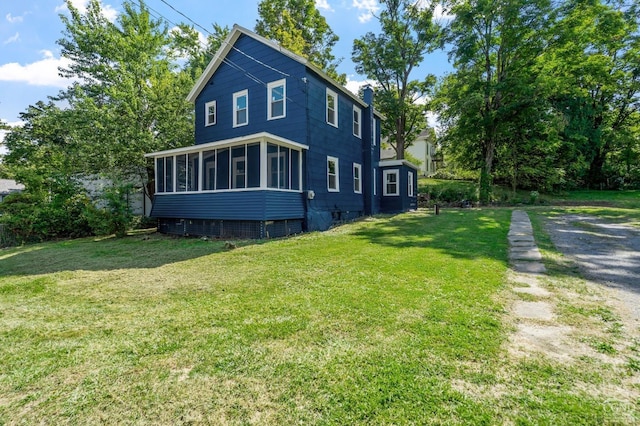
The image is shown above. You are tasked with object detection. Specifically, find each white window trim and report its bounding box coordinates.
[373,168,377,196]
[327,156,339,192]
[408,171,414,197]
[373,118,377,146]
[353,105,362,139]
[383,169,399,196]
[267,79,286,120]
[205,100,216,126]
[353,163,362,194]
[326,88,338,127]
[233,89,248,128]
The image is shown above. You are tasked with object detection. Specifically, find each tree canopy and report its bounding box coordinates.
[255,0,345,83]
[352,0,441,160]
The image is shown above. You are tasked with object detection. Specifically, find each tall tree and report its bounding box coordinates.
[437,0,552,203]
[57,0,195,197]
[352,0,440,160]
[541,0,640,188]
[255,0,345,83]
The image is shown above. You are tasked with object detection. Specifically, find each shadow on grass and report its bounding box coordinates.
[1,208,513,277]
[352,208,512,262]
[0,233,264,276]
[531,210,640,296]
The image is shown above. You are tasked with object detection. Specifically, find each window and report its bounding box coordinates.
[408,171,414,197]
[268,79,286,120]
[203,150,216,190]
[231,146,246,189]
[267,144,291,189]
[188,152,199,191]
[353,163,362,193]
[353,106,361,138]
[383,169,399,196]
[165,156,173,192]
[327,156,339,192]
[176,154,187,191]
[233,90,248,127]
[156,158,165,192]
[205,100,216,126]
[326,88,337,127]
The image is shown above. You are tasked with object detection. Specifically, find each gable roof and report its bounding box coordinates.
[187,24,372,111]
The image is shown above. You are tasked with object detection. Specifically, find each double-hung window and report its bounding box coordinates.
[268,79,286,120]
[327,156,339,192]
[326,88,338,127]
[383,169,399,196]
[353,163,362,193]
[353,106,361,138]
[233,90,248,127]
[205,100,216,126]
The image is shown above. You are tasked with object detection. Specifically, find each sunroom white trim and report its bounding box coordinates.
[145,132,308,158]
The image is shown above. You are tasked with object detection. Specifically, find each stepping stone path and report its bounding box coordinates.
[508,210,571,359]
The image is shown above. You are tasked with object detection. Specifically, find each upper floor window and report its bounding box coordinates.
[326,88,338,127]
[205,100,216,126]
[268,79,286,120]
[327,156,339,192]
[353,163,362,194]
[383,169,399,196]
[233,90,248,127]
[353,106,362,138]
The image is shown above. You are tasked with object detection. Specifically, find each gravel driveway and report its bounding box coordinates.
[544,214,640,323]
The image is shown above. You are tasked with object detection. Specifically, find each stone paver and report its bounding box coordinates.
[513,301,554,320]
[507,210,569,359]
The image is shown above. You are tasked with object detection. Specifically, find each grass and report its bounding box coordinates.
[1,206,639,424]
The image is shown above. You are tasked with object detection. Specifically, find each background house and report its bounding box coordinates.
[0,179,24,203]
[406,128,437,177]
[145,25,417,239]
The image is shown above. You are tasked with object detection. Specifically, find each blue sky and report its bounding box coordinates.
[0,0,452,138]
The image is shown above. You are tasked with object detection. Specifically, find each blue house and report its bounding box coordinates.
[145,25,418,238]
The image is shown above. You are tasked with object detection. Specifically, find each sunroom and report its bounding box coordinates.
[145,132,308,238]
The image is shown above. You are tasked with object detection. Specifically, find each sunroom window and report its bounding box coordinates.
[383,169,399,196]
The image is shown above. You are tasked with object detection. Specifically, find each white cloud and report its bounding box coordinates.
[3,32,20,45]
[0,50,75,88]
[6,13,24,23]
[353,0,380,24]
[55,0,118,22]
[315,0,334,12]
[345,76,376,97]
[416,1,454,20]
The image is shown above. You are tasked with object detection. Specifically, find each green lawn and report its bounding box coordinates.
[1,208,638,424]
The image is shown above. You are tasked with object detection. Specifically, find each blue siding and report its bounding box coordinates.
[194,35,308,145]
[151,191,305,220]
[303,70,365,217]
[380,164,418,213]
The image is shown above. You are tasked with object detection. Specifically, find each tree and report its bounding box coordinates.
[352,0,440,160]
[436,0,552,203]
[57,0,196,198]
[255,0,345,83]
[540,0,640,188]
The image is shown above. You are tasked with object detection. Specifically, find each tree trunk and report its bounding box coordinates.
[479,138,495,205]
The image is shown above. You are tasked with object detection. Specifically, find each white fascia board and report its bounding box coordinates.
[186,25,375,113]
[144,132,309,158]
[378,159,420,170]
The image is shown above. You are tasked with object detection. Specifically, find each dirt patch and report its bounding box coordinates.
[544,214,640,329]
